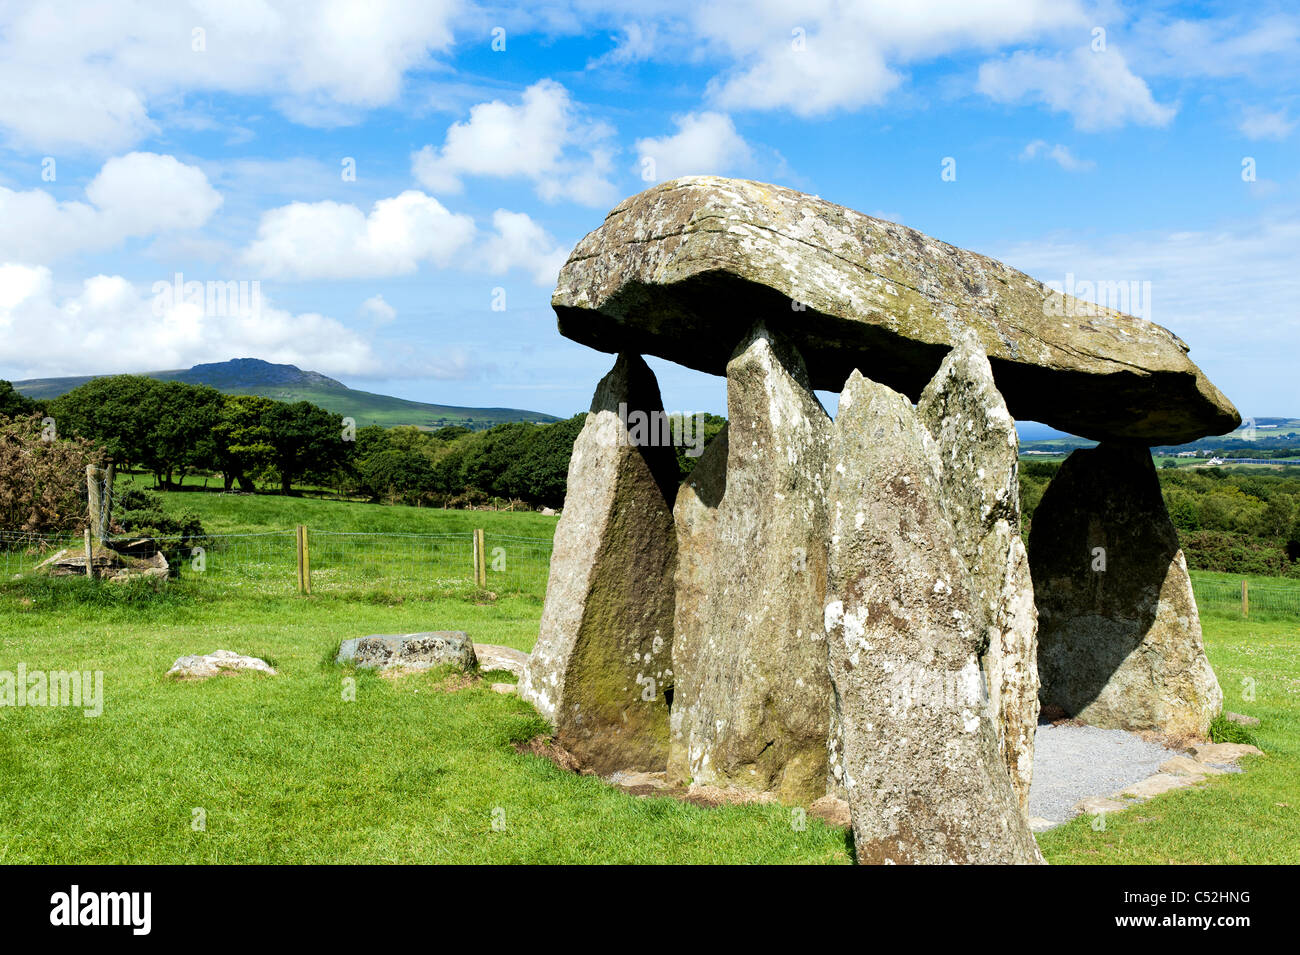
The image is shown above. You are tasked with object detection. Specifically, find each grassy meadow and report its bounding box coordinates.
[0,484,1296,863]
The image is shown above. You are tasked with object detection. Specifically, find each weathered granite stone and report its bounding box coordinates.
[1029,443,1223,739]
[519,353,678,776]
[825,369,1044,864]
[1187,742,1262,764]
[474,643,529,678]
[168,649,276,680]
[336,632,477,671]
[553,176,1239,444]
[667,324,833,804]
[1160,755,1223,777]
[917,331,1039,816]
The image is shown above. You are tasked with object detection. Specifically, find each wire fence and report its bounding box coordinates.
[4,527,1297,618]
[1190,575,1300,619]
[0,527,555,599]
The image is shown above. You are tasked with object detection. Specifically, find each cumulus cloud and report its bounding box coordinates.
[480,210,569,287]
[241,191,475,280]
[0,263,386,379]
[1239,108,1296,141]
[994,218,1300,413]
[1019,140,1095,172]
[698,0,1087,116]
[359,294,397,325]
[0,153,222,263]
[411,79,618,206]
[0,0,462,152]
[978,47,1176,131]
[634,112,754,182]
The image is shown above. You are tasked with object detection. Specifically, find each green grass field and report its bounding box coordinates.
[1,487,1296,863]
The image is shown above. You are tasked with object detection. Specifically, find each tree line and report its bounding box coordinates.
[1021,460,1300,578]
[0,376,600,509]
[6,374,1296,576]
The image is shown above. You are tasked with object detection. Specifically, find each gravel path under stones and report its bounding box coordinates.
[1028,722,1181,826]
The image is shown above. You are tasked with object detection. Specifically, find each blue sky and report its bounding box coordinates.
[0,0,1296,424]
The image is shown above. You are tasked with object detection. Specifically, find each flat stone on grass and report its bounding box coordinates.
[475,643,528,678]
[1187,742,1264,766]
[336,632,477,671]
[168,650,276,681]
[1119,773,1197,799]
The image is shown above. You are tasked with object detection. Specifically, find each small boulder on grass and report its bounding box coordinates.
[475,643,528,678]
[336,632,477,672]
[168,650,276,681]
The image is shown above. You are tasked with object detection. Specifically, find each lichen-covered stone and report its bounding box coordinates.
[168,650,276,680]
[667,324,833,804]
[553,176,1239,444]
[917,332,1039,816]
[825,370,1044,864]
[1029,443,1223,738]
[336,632,478,671]
[519,353,678,775]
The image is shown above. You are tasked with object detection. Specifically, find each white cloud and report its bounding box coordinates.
[586,23,662,69]
[411,79,618,206]
[241,191,475,280]
[994,217,1300,414]
[480,210,569,287]
[359,294,397,325]
[1019,139,1095,172]
[978,47,1176,131]
[698,0,1087,116]
[0,152,222,263]
[634,112,754,182]
[1239,108,1296,141]
[1134,13,1300,80]
[0,263,386,379]
[0,0,462,152]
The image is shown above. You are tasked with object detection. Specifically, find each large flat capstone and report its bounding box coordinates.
[553,176,1239,444]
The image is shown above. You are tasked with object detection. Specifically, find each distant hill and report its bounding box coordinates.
[12,358,561,431]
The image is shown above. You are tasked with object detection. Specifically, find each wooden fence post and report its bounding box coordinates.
[474,528,487,587]
[86,466,102,543]
[84,528,93,579]
[296,525,312,594]
[1242,578,1249,618]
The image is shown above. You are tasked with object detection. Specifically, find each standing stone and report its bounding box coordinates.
[668,324,833,804]
[519,353,679,775]
[917,332,1039,816]
[1029,443,1222,738]
[826,370,1043,864]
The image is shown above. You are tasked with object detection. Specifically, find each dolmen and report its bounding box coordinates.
[520,177,1236,864]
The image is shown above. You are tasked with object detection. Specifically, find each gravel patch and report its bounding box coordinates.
[1028,722,1181,827]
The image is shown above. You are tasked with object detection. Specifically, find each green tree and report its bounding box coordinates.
[264,400,346,494]
[137,381,225,488]
[50,375,157,467]
[503,415,584,506]
[0,380,37,419]
[360,448,434,504]
[212,395,277,491]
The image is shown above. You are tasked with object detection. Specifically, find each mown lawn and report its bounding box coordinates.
[1036,611,1299,864]
[1,489,1296,864]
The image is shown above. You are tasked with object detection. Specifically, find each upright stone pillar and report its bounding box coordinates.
[917,332,1039,816]
[519,353,679,775]
[668,324,833,804]
[826,369,1043,864]
[1029,442,1222,738]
